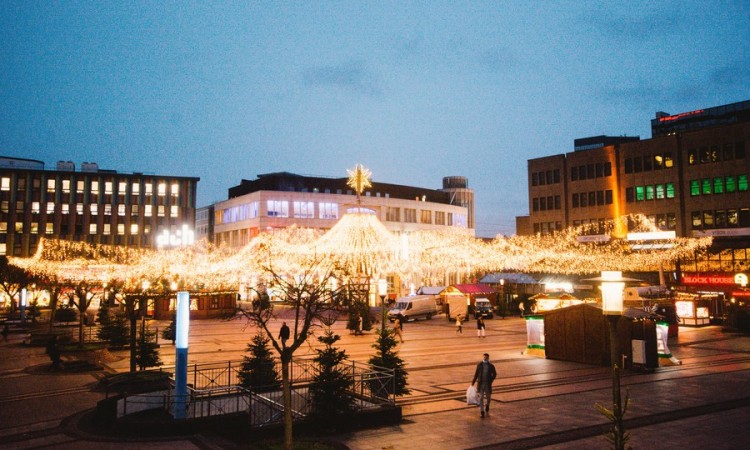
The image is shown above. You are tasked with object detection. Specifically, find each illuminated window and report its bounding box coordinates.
[0,201,6,213]
[713,178,724,194]
[145,205,153,217]
[131,204,139,215]
[15,222,23,233]
[666,183,675,198]
[435,211,445,225]
[703,210,714,227]
[664,153,673,168]
[690,180,700,196]
[385,207,400,222]
[91,180,99,193]
[76,204,84,214]
[726,176,737,193]
[655,184,665,199]
[32,223,39,234]
[420,210,432,224]
[15,201,23,213]
[404,208,417,223]
[31,202,40,214]
[104,205,112,215]
[118,181,127,194]
[62,179,71,193]
[46,223,53,234]
[635,186,645,201]
[171,183,179,197]
[0,177,10,191]
[62,204,69,214]
[132,183,140,195]
[701,179,712,195]
[103,224,111,235]
[117,224,125,235]
[158,205,165,217]
[47,179,56,193]
[267,200,289,217]
[739,175,749,192]
[90,204,98,214]
[728,209,739,226]
[77,180,84,192]
[293,201,314,218]
[118,205,125,216]
[145,183,153,195]
[158,183,167,196]
[89,224,97,234]
[170,205,178,218]
[691,212,701,228]
[0,222,6,232]
[104,181,113,195]
[130,224,139,234]
[645,185,654,200]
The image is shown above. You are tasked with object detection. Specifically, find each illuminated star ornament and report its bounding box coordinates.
[347,164,372,206]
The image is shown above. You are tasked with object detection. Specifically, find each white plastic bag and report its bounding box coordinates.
[466,385,479,406]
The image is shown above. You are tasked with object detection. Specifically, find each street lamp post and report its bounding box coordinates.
[378,279,388,332]
[600,270,626,450]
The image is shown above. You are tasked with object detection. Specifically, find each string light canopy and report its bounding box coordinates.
[9,165,713,289]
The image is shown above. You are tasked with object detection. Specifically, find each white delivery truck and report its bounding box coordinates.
[387,295,438,322]
[446,296,494,320]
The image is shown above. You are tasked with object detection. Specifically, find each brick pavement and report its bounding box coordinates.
[0,317,748,449]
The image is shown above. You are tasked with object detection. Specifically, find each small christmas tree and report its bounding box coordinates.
[238,331,280,392]
[368,328,410,397]
[136,324,162,371]
[161,312,176,344]
[96,302,113,342]
[347,300,373,334]
[309,330,355,428]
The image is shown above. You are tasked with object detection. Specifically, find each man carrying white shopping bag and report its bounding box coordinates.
[471,353,497,418]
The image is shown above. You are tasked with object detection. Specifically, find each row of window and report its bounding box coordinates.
[572,190,614,208]
[626,183,676,202]
[532,195,562,212]
[532,221,562,235]
[570,162,612,181]
[623,152,673,174]
[0,221,154,236]
[687,141,746,165]
[1,201,179,218]
[691,208,750,229]
[531,169,561,186]
[0,177,182,197]
[689,175,749,196]
[216,200,467,228]
[572,213,677,234]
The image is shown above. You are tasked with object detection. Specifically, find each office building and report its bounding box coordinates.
[0,157,200,257]
[207,172,474,247]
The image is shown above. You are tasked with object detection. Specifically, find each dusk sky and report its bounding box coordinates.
[2,1,748,237]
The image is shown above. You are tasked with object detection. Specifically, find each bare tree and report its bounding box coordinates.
[237,258,342,450]
[64,280,100,348]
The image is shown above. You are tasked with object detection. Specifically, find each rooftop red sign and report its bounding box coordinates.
[658,109,705,122]
[682,274,735,285]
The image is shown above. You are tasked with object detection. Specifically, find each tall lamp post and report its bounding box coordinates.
[378,279,388,332]
[600,270,626,450]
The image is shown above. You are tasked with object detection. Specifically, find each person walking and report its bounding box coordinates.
[356,315,363,335]
[392,317,404,343]
[455,314,463,334]
[1,323,9,342]
[477,316,486,338]
[471,353,497,418]
[278,322,290,348]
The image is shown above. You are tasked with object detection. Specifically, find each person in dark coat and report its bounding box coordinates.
[278,322,290,348]
[471,353,497,417]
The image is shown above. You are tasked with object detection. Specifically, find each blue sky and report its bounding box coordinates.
[1,1,748,237]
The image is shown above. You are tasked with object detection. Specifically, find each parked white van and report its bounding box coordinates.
[387,295,438,322]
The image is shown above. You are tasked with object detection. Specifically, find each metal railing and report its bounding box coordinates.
[117,357,396,425]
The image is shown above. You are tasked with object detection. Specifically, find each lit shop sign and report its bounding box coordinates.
[692,228,750,238]
[627,231,676,240]
[682,273,747,285]
[156,225,195,248]
[576,234,610,243]
[658,109,704,122]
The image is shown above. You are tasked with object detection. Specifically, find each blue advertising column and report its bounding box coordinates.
[20,288,27,323]
[173,291,190,419]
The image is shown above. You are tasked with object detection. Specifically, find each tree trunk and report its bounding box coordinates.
[129,317,137,373]
[282,354,293,450]
[78,311,85,348]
